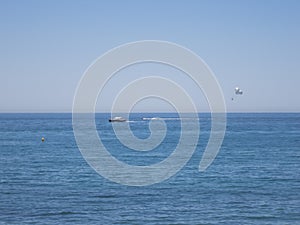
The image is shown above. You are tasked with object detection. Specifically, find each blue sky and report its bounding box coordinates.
[0,0,299,112]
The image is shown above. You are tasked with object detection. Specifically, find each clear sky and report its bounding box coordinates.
[0,0,299,112]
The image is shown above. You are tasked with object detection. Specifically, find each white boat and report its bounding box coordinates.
[109,117,126,122]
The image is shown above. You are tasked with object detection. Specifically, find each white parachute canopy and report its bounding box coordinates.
[235,87,243,95]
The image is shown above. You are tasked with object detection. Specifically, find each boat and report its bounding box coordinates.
[109,117,126,122]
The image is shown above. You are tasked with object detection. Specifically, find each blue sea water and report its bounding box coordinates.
[0,113,299,224]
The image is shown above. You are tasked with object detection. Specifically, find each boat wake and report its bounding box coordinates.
[142,117,199,121]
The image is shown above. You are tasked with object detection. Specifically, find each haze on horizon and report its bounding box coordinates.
[0,0,299,113]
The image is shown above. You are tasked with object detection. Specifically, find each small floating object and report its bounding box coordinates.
[108,117,126,122]
[232,86,243,100]
[41,137,45,142]
[235,87,243,95]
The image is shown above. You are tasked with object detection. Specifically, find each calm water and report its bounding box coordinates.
[0,113,299,224]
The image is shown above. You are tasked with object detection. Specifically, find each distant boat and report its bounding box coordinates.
[109,117,126,122]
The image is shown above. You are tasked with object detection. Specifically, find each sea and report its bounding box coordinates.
[0,113,299,224]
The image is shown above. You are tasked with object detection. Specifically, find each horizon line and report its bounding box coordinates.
[0,111,300,114]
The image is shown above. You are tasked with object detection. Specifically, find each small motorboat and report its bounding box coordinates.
[109,116,126,122]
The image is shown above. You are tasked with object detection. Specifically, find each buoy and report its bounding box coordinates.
[41,137,45,142]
